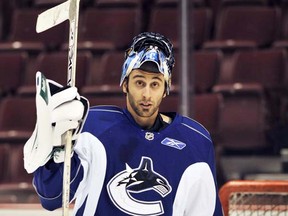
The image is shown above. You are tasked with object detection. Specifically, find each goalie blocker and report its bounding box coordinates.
[24,72,89,173]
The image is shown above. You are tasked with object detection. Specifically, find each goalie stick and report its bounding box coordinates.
[36,0,81,215]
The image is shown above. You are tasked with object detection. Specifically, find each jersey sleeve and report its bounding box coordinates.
[33,131,107,214]
[173,162,217,215]
[33,153,84,211]
[33,106,112,213]
[207,143,224,216]
[177,116,224,215]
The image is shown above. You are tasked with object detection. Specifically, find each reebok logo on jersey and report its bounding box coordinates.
[161,137,186,150]
[107,157,172,215]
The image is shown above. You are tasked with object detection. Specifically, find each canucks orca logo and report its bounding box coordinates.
[107,157,172,215]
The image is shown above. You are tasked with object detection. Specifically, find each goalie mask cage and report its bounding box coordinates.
[219,180,288,216]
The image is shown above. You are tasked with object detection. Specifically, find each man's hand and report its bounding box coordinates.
[24,72,89,173]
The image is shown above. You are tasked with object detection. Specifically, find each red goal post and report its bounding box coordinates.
[219,180,288,216]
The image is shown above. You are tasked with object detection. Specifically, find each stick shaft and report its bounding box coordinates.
[62,130,73,216]
[62,0,80,215]
[36,0,80,215]
[67,1,79,87]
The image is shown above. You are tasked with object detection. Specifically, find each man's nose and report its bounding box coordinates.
[142,86,152,99]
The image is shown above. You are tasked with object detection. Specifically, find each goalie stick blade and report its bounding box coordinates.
[36,0,70,33]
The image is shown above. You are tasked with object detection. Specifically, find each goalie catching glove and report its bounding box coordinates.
[24,72,89,173]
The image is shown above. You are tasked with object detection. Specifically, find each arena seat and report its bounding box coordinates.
[220,49,287,89]
[0,97,36,183]
[0,144,10,183]
[218,48,287,126]
[213,83,271,154]
[8,143,33,183]
[204,6,281,50]
[0,96,36,143]
[33,0,75,8]
[0,1,4,40]
[171,50,222,94]
[272,6,288,49]
[220,0,269,6]
[160,93,222,138]
[83,49,221,95]
[18,51,92,96]
[0,8,68,53]
[273,40,288,50]
[0,52,28,96]
[81,50,123,95]
[193,93,222,138]
[0,1,20,41]
[193,50,222,93]
[159,94,179,113]
[148,7,213,49]
[154,0,207,7]
[86,94,126,108]
[62,7,142,52]
[93,0,143,7]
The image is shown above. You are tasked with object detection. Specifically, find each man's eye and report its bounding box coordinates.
[152,82,159,88]
[136,81,144,86]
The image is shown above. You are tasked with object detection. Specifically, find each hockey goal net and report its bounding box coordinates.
[219,180,288,216]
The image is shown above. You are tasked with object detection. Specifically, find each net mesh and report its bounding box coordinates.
[220,181,288,216]
[228,192,288,216]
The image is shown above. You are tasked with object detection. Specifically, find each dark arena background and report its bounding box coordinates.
[0,0,288,215]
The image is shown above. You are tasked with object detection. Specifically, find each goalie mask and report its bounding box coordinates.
[120,32,175,94]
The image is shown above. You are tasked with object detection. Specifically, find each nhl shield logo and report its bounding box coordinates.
[145,132,154,141]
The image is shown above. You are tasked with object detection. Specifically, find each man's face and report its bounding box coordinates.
[123,69,166,121]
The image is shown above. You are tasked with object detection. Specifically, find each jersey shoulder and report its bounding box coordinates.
[88,105,125,121]
[178,114,212,143]
[89,105,124,114]
[83,105,125,134]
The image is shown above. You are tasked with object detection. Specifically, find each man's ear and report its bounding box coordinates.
[163,92,167,98]
[122,79,128,93]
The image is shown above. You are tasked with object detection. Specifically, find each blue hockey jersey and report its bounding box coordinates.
[34,105,223,216]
